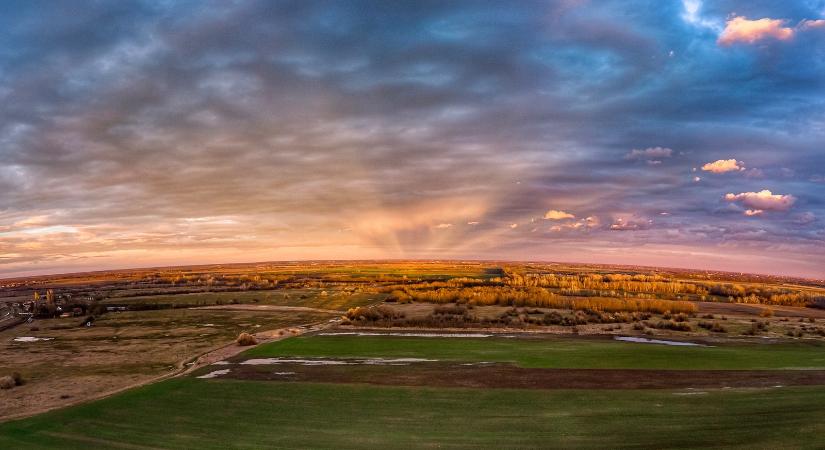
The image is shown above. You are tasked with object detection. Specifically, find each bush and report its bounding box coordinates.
[0,376,15,389]
[236,332,258,346]
[760,308,774,318]
[648,320,692,332]
[699,321,727,333]
[745,321,768,335]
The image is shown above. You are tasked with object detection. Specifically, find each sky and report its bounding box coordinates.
[1,0,824,279]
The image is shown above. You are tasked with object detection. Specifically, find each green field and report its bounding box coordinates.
[102,289,382,311]
[3,335,825,448]
[1,379,824,449]
[244,335,825,370]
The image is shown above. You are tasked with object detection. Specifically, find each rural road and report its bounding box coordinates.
[179,317,341,375]
[191,304,345,315]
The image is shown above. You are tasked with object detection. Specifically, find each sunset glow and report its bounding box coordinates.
[1,1,824,278]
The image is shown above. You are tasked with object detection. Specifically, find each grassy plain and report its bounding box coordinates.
[3,261,825,447]
[1,379,825,449]
[247,334,825,370]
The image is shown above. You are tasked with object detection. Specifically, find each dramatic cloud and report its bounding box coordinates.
[702,159,745,173]
[544,210,575,220]
[718,16,794,45]
[724,190,797,213]
[1,1,824,278]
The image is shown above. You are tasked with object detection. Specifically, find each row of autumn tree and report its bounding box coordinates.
[497,268,824,307]
[383,268,824,309]
[388,286,697,314]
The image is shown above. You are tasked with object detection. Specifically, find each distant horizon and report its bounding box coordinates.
[3,257,822,283]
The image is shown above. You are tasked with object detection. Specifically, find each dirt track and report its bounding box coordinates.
[216,362,825,390]
[697,302,825,319]
[179,320,336,375]
[191,304,344,314]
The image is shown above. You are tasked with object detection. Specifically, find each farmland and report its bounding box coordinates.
[2,261,825,447]
[245,334,825,370]
[1,334,825,448]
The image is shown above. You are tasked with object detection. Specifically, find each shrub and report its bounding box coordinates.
[745,321,768,335]
[236,332,258,346]
[760,308,774,318]
[699,321,727,333]
[543,311,564,325]
[433,304,467,315]
[0,376,15,390]
[650,320,692,332]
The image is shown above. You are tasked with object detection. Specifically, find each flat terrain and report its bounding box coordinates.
[0,305,338,420]
[2,260,825,447]
[4,380,824,449]
[2,333,825,448]
[245,334,825,370]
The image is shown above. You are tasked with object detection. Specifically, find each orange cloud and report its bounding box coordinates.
[701,159,744,173]
[544,209,575,220]
[718,16,794,46]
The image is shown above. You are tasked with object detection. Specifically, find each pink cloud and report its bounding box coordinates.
[724,190,796,213]
[799,19,825,30]
[718,16,794,46]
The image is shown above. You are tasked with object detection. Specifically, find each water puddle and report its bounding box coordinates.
[242,358,352,366]
[197,369,231,379]
[319,332,493,338]
[239,357,437,366]
[13,337,53,342]
[614,336,704,347]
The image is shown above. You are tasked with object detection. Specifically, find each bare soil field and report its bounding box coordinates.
[696,301,825,319]
[0,308,336,420]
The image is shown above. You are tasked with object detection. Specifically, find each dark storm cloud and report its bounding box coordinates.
[1,0,824,277]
